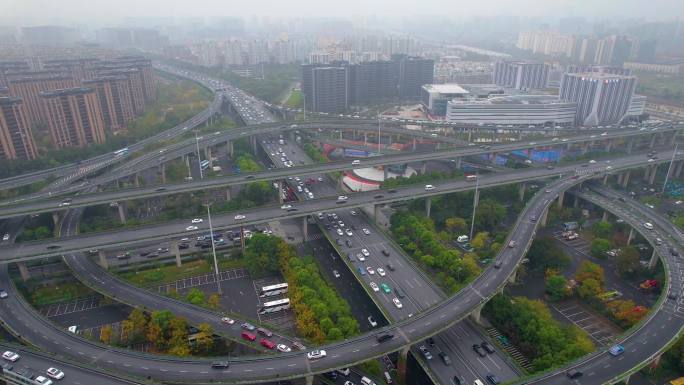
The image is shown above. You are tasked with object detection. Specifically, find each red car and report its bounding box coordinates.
[260,338,276,349]
[241,331,256,341]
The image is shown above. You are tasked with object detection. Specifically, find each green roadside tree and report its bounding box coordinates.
[593,221,613,239]
[590,238,612,259]
[185,288,205,306]
[546,274,571,301]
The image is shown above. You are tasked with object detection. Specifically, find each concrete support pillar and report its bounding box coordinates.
[470,303,485,325]
[626,138,634,154]
[675,160,684,178]
[98,251,109,270]
[573,194,579,208]
[206,147,213,167]
[159,163,166,184]
[602,211,608,222]
[227,141,233,158]
[648,249,658,269]
[277,180,283,204]
[648,164,658,185]
[305,375,314,385]
[383,167,389,181]
[134,173,140,187]
[455,157,462,169]
[602,174,609,185]
[540,209,548,227]
[606,139,613,152]
[508,268,517,284]
[425,197,432,218]
[172,241,181,267]
[659,132,666,146]
[397,345,411,385]
[374,204,381,227]
[17,261,30,281]
[617,172,624,186]
[364,132,368,146]
[436,142,442,150]
[582,142,589,155]
[627,228,635,245]
[421,161,427,175]
[558,191,565,208]
[225,188,231,201]
[251,136,257,155]
[412,137,416,151]
[622,170,631,188]
[302,216,308,242]
[117,202,127,224]
[518,183,526,202]
[52,212,61,229]
[649,134,657,149]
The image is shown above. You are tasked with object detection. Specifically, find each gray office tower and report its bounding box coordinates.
[349,60,399,103]
[395,55,434,98]
[559,72,637,126]
[494,61,550,90]
[310,66,349,113]
[566,65,632,76]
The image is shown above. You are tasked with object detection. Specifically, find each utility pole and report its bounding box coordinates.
[206,203,222,295]
[194,130,204,180]
[469,174,479,241]
[662,143,678,194]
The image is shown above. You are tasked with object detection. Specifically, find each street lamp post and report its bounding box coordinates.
[194,130,204,180]
[662,143,679,194]
[206,203,222,295]
[469,174,479,241]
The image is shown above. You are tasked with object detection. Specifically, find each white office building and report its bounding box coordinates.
[494,61,550,90]
[445,95,577,126]
[559,72,637,126]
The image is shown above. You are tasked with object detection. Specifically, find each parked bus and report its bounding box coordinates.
[465,174,478,182]
[114,147,129,157]
[200,160,210,170]
[259,298,290,314]
[259,283,288,297]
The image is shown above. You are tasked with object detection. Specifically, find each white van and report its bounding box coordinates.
[474,380,485,385]
[361,376,375,385]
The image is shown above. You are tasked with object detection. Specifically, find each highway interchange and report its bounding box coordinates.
[0,63,682,385]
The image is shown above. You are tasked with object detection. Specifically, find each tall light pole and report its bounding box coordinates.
[662,143,679,194]
[469,174,479,241]
[206,203,222,295]
[194,130,204,180]
[377,108,382,156]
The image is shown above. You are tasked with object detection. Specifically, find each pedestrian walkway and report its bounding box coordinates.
[486,327,534,372]
[152,268,248,294]
[40,295,103,318]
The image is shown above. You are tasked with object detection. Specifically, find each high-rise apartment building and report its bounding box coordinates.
[494,61,550,90]
[7,73,76,125]
[395,55,434,98]
[40,88,105,148]
[348,60,398,103]
[566,65,632,76]
[310,66,349,113]
[82,76,135,131]
[92,68,145,115]
[0,96,37,160]
[559,72,637,126]
[104,57,156,101]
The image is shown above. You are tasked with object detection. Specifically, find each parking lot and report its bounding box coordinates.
[152,268,247,294]
[251,276,296,333]
[40,295,103,317]
[551,299,621,346]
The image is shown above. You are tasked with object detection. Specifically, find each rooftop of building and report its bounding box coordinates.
[421,83,469,95]
[82,75,129,83]
[39,87,95,98]
[448,94,573,106]
[563,72,635,79]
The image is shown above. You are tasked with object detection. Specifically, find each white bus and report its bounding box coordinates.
[259,298,290,314]
[114,147,129,157]
[259,283,288,297]
[200,160,210,170]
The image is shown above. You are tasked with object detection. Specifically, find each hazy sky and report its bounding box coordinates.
[2,0,683,25]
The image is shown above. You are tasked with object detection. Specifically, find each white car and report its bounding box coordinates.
[377,268,386,277]
[643,222,654,230]
[361,248,370,257]
[280,204,292,210]
[277,344,291,353]
[352,160,361,165]
[337,195,348,202]
[234,214,246,220]
[362,228,370,235]
[368,316,378,327]
[370,282,379,292]
[424,184,435,191]
[0,290,7,299]
[2,351,19,362]
[336,228,344,236]
[191,218,203,224]
[357,253,365,262]
[393,298,403,309]
[307,350,327,360]
[345,229,353,236]
[221,317,235,324]
[2,233,9,241]
[367,266,375,275]
[589,160,597,164]
[185,225,198,231]
[34,376,53,385]
[333,270,340,278]
[46,367,65,380]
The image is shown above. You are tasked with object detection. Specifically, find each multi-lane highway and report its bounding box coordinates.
[0,124,678,218]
